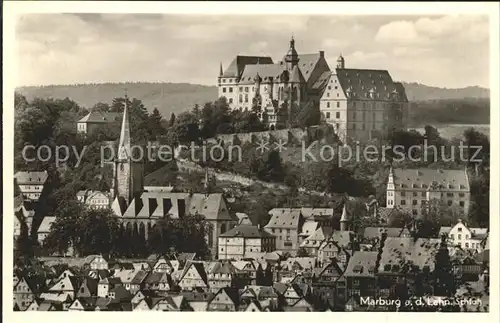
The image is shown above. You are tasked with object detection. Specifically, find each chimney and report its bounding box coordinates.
[319,50,324,58]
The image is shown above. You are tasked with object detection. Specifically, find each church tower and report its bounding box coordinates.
[284,36,299,70]
[113,96,144,206]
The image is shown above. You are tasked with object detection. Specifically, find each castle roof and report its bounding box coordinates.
[222,55,274,78]
[333,68,408,102]
[290,65,305,83]
[239,64,285,84]
[296,53,326,82]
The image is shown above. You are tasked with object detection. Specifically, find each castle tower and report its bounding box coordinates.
[337,54,345,69]
[113,95,144,206]
[284,36,299,70]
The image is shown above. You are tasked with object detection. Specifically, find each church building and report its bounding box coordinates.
[110,98,238,258]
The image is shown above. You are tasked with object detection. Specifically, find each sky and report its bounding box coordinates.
[16,14,490,88]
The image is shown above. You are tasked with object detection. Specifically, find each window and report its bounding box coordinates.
[327,102,330,108]
[326,112,331,119]
[327,92,330,97]
[401,192,406,197]
[459,201,465,207]
[459,193,465,197]
[222,79,226,83]
[447,193,453,197]
[412,200,418,205]
[422,192,426,197]
[245,94,248,103]
[337,93,339,97]
[447,200,452,206]
[412,209,418,216]
[337,102,340,108]
[413,192,418,197]
[458,234,461,240]
[458,227,463,232]
[245,87,249,92]
[465,234,469,239]
[222,88,227,93]
[401,200,406,205]
[328,86,331,90]
[239,87,243,92]
[450,234,454,239]
[335,86,338,90]
[465,242,469,248]
[229,88,233,93]
[229,98,233,104]
[239,94,243,103]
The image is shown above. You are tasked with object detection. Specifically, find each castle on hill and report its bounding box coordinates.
[217,37,409,142]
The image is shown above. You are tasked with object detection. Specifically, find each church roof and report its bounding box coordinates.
[222,55,274,78]
[290,65,305,83]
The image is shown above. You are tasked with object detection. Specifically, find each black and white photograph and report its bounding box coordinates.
[4,1,499,315]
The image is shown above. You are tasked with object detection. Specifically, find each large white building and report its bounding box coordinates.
[386,168,471,217]
[217,38,408,141]
[319,56,409,142]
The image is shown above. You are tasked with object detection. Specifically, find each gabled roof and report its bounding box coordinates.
[239,64,285,85]
[265,208,302,229]
[222,56,274,78]
[344,251,378,277]
[392,168,469,191]
[220,224,275,238]
[300,227,333,248]
[14,171,48,185]
[77,111,121,124]
[297,53,327,82]
[37,216,56,234]
[378,237,440,273]
[334,68,407,102]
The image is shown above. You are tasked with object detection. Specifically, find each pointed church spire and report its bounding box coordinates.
[117,95,131,160]
[219,62,223,76]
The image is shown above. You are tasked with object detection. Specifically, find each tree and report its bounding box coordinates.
[147,214,211,259]
[173,112,200,144]
[169,113,176,127]
[78,208,120,257]
[257,151,285,182]
[146,107,167,140]
[434,234,455,297]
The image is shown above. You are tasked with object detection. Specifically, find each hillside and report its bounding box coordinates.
[402,82,489,101]
[16,81,489,118]
[16,82,218,117]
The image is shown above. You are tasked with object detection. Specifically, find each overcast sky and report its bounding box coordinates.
[16,14,489,88]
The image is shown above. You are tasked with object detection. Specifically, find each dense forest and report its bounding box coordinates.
[409,98,490,126]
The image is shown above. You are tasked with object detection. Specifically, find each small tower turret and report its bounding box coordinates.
[337,53,345,69]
